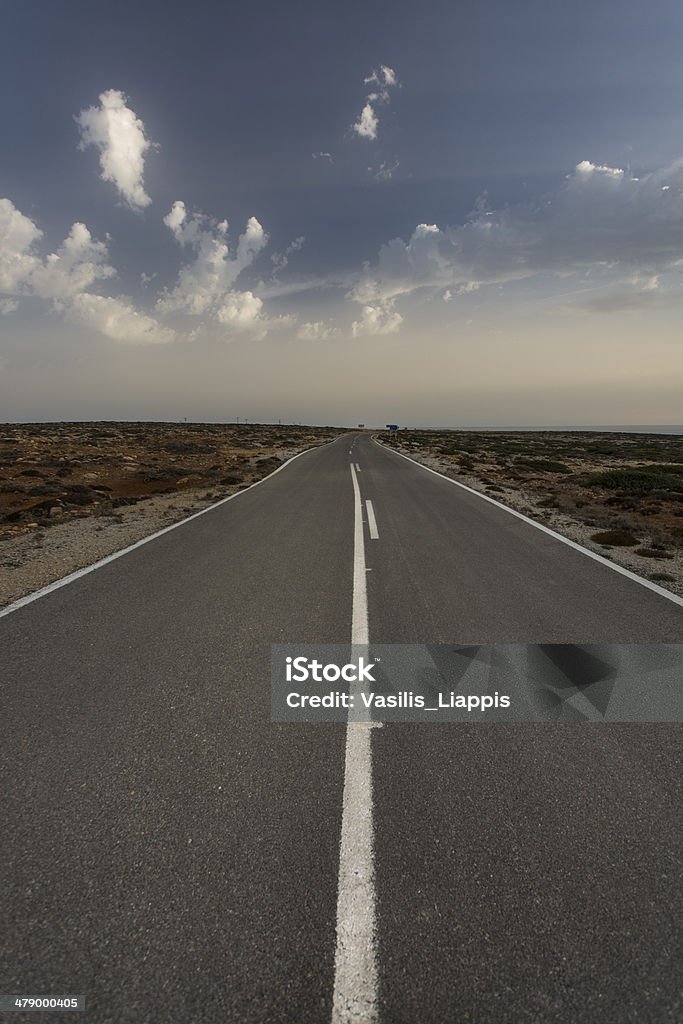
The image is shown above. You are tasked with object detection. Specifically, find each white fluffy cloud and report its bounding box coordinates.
[76,89,153,210]
[297,320,340,340]
[351,301,403,336]
[237,216,269,266]
[354,103,379,141]
[0,197,173,344]
[215,290,293,339]
[30,222,115,302]
[363,65,398,102]
[0,198,43,292]
[351,157,683,306]
[68,293,175,345]
[0,201,115,302]
[353,65,398,141]
[216,290,263,327]
[158,202,269,319]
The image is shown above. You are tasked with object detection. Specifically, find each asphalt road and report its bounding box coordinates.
[1,433,681,1023]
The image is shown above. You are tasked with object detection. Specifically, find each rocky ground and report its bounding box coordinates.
[0,422,346,608]
[381,429,683,598]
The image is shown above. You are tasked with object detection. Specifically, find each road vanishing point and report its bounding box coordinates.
[2,433,681,1023]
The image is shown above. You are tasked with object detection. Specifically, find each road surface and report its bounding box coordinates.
[1,433,681,1023]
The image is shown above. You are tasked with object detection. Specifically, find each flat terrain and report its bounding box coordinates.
[0,422,346,607]
[383,428,683,595]
[1,433,681,1023]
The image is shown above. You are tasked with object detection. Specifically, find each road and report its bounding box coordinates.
[1,432,681,1023]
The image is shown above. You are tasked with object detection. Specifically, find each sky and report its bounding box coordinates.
[1,0,683,427]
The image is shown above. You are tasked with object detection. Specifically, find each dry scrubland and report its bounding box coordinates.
[383,429,683,597]
[0,422,346,608]
[3,422,682,609]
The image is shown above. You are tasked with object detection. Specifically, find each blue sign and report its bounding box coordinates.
[386,424,399,431]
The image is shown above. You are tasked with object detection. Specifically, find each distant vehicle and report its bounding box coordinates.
[358,423,365,428]
[386,424,399,432]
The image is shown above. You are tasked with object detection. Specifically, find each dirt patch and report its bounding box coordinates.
[0,421,347,608]
[380,429,683,598]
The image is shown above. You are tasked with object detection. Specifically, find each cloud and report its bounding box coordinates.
[164,200,188,235]
[216,290,263,327]
[29,222,115,301]
[236,216,268,266]
[574,159,624,180]
[297,320,340,340]
[351,157,683,308]
[0,298,18,315]
[312,152,333,162]
[353,65,399,142]
[574,273,668,314]
[0,197,173,344]
[370,159,399,181]
[76,89,153,210]
[351,301,403,336]
[270,235,305,276]
[0,201,115,302]
[159,202,269,319]
[353,103,379,141]
[363,65,398,101]
[68,293,175,344]
[215,290,294,340]
[254,273,348,301]
[0,197,43,292]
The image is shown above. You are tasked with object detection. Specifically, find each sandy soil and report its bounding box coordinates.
[0,422,345,609]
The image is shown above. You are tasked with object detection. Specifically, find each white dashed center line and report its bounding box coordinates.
[331,466,378,1023]
[366,500,379,540]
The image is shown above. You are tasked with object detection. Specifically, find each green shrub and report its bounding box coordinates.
[585,469,683,494]
[636,547,673,559]
[514,458,571,473]
[590,529,638,547]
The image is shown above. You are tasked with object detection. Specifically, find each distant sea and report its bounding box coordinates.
[518,425,683,435]
[451,425,683,435]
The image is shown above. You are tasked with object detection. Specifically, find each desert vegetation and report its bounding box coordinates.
[382,428,683,593]
[0,421,348,607]
[0,421,345,540]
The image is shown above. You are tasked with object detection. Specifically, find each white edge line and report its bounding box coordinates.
[0,439,338,620]
[366,499,379,540]
[373,437,683,609]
